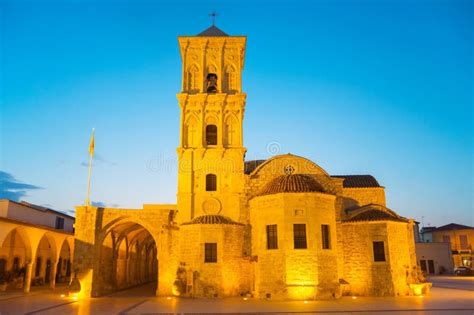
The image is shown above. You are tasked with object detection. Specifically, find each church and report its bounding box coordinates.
[72,25,427,300]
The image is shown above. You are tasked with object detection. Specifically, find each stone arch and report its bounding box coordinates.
[34,232,57,285]
[56,238,72,284]
[0,226,33,267]
[205,114,219,125]
[251,154,330,177]
[249,154,337,197]
[95,217,160,296]
[207,64,218,74]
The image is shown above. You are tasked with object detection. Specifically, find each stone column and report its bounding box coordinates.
[50,261,58,289]
[24,262,33,293]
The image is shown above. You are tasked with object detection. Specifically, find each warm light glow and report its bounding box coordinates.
[410,283,425,296]
[172,285,181,296]
[303,300,309,304]
[166,297,172,300]
[243,297,248,301]
[419,295,424,298]
[60,294,65,298]
[352,296,357,299]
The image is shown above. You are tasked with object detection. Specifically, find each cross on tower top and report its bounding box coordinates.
[209,11,218,26]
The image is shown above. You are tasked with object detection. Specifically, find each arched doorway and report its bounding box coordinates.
[0,228,29,291]
[97,221,158,296]
[34,234,55,286]
[56,239,72,284]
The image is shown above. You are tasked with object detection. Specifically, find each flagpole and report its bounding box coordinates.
[86,128,95,206]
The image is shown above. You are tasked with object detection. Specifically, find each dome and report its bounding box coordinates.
[181,214,244,226]
[258,174,325,196]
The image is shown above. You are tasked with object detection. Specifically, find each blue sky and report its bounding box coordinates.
[1,0,472,226]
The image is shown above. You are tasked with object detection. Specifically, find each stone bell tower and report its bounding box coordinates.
[176,25,247,223]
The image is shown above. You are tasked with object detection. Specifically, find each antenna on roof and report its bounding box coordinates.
[209,11,218,26]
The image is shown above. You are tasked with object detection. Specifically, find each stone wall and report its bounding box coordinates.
[341,187,386,209]
[387,221,417,295]
[340,222,392,296]
[178,223,251,297]
[341,220,419,296]
[249,192,339,300]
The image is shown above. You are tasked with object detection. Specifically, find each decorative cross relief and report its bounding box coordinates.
[284,165,295,175]
[187,124,198,147]
[227,123,236,145]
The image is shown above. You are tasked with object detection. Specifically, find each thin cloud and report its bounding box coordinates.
[0,171,42,201]
[81,153,117,167]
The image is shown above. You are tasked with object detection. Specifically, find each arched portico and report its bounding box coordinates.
[73,206,179,298]
[95,221,158,296]
[0,218,74,293]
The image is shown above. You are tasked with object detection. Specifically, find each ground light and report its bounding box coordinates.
[303,300,309,304]
[352,296,357,299]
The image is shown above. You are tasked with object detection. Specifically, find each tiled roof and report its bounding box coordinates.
[344,204,408,223]
[197,25,228,37]
[181,214,244,226]
[259,174,325,196]
[433,223,474,231]
[332,175,380,188]
[244,160,266,174]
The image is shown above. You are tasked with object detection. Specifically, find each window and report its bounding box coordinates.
[293,224,307,249]
[321,224,331,249]
[266,225,278,249]
[373,241,386,262]
[55,217,65,230]
[460,235,468,250]
[35,257,42,277]
[206,174,217,191]
[206,125,218,145]
[204,243,217,263]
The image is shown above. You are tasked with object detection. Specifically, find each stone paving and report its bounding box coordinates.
[0,277,472,314]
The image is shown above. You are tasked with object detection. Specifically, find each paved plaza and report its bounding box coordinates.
[0,277,472,314]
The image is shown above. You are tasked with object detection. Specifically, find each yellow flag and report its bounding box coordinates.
[89,129,95,157]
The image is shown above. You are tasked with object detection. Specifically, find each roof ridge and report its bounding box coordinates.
[197,25,229,37]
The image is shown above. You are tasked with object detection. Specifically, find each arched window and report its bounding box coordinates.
[206,125,218,145]
[206,174,217,191]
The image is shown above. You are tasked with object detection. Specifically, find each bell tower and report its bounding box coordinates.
[176,25,247,223]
